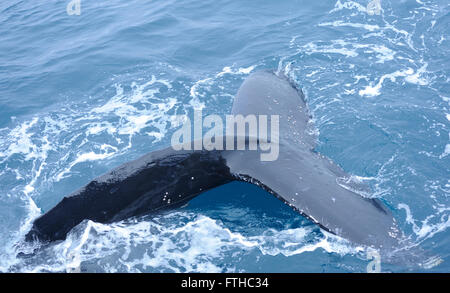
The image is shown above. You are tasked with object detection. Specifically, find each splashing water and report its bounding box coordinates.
[0,0,449,272]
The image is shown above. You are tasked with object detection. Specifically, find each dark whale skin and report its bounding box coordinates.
[26,149,233,242]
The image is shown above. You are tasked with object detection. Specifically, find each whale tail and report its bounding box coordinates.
[26,71,402,255]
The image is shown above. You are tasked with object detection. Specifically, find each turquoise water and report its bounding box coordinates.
[0,0,449,272]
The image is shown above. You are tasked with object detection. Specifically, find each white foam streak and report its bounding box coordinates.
[330,0,368,14]
[189,65,255,111]
[319,21,380,31]
[359,68,414,97]
[398,203,450,240]
[216,65,255,77]
[56,145,118,181]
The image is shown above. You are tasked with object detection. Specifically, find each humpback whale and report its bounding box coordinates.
[25,71,401,251]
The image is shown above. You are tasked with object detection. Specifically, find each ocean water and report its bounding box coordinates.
[0,0,449,273]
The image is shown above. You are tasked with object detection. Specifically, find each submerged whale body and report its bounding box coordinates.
[25,71,401,250]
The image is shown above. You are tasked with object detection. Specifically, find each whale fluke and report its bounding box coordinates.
[26,71,401,252]
[223,71,400,250]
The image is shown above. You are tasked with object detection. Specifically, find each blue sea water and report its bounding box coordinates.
[0,0,449,272]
